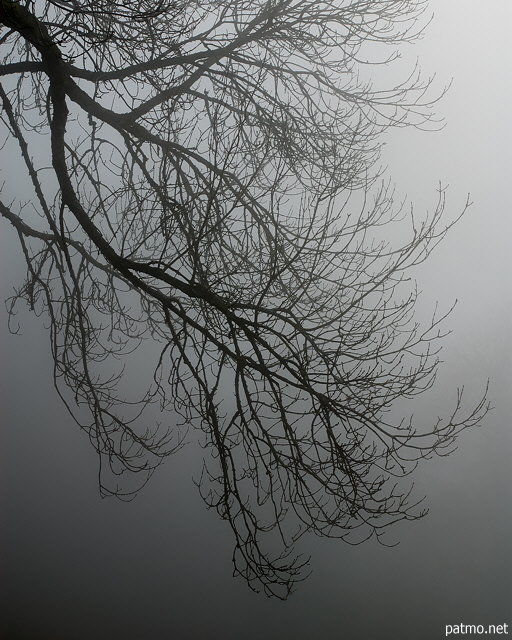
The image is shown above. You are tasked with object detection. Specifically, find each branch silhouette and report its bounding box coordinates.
[1,0,489,598]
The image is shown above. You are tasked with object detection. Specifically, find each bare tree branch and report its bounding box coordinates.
[1,0,489,598]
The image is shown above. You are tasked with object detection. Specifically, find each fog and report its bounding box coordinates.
[1,1,511,638]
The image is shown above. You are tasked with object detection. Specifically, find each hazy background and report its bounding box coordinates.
[1,1,511,638]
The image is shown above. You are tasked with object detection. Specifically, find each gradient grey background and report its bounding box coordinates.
[1,1,511,638]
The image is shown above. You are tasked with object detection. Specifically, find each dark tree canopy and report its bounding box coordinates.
[0,0,489,597]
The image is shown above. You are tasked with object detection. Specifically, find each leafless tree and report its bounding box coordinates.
[0,0,489,598]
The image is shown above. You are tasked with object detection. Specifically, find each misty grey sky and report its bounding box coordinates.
[1,1,511,638]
